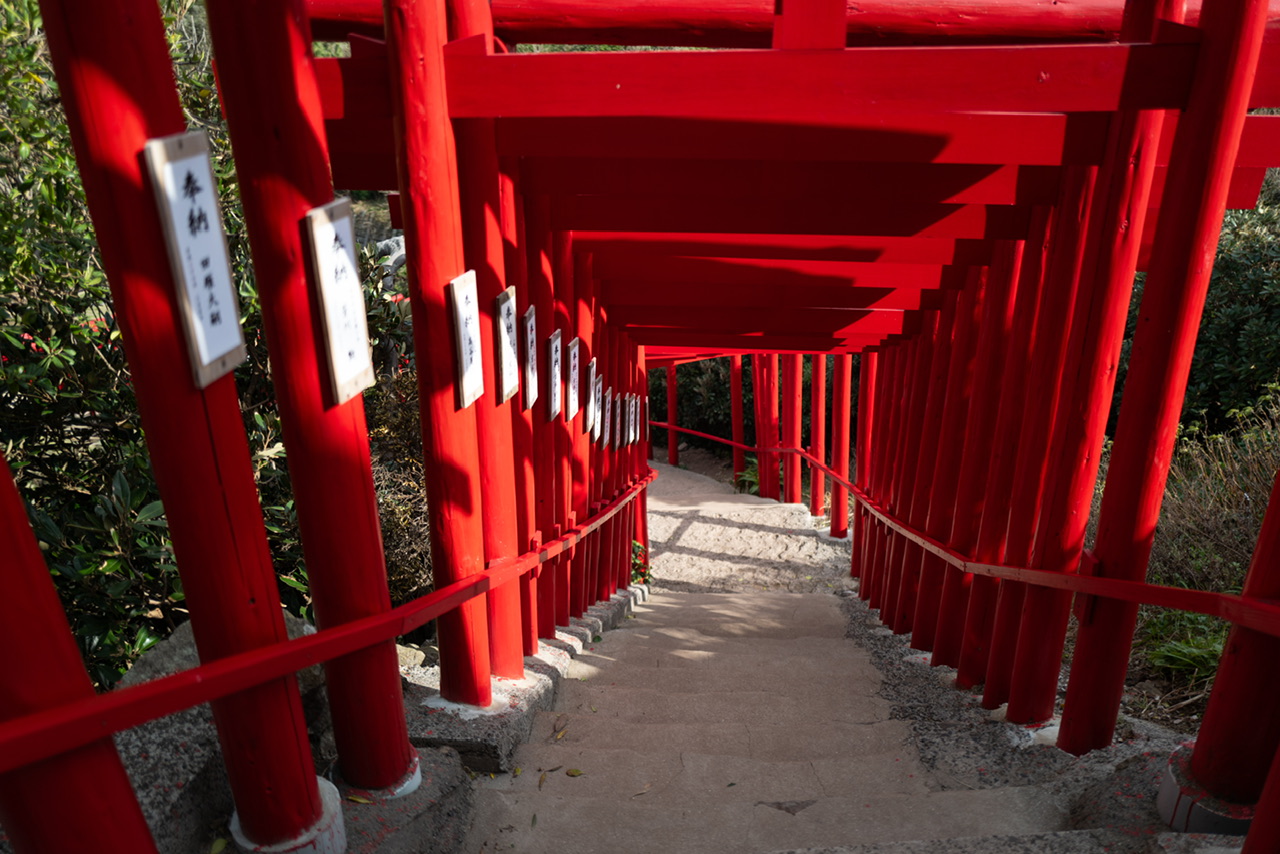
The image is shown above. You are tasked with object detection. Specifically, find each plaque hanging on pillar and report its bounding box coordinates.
[547,330,562,420]
[593,376,604,441]
[494,287,520,403]
[566,337,581,420]
[303,198,375,406]
[143,131,246,388]
[602,386,612,447]
[585,358,598,433]
[522,306,538,410]
[447,269,484,409]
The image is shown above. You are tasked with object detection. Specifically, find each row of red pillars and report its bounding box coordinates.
[847,0,1280,844]
[663,353,853,538]
[0,0,652,852]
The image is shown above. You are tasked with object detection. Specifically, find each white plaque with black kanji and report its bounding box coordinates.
[448,270,484,409]
[143,131,246,388]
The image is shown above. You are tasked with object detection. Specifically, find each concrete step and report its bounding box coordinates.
[470,784,1066,854]
[479,745,930,806]
[552,683,890,726]
[524,710,913,762]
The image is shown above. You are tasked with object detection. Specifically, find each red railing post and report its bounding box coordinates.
[0,456,158,853]
[525,194,559,639]
[1060,0,1268,753]
[868,336,917,609]
[40,0,331,846]
[984,164,1096,710]
[863,343,902,605]
[450,0,527,680]
[782,353,804,504]
[932,241,1022,667]
[206,0,419,792]
[887,292,958,633]
[730,355,747,480]
[1245,749,1280,853]
[831,353,855,540]
[849,348,870,558]
[957,208,1051,689]
[666,365,680,465]
[911,270,985,651]
[1187,470,1280,805]
[571,249,597,618]
[499,159,541,656]
[384,0,493,705]
[809,354,828,517]
[553,230,576,627]
[1007,0,1184,724]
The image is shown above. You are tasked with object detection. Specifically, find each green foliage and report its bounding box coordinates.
[631,540,650,585]
[1114,170,1280,432]
[0,2,417,687]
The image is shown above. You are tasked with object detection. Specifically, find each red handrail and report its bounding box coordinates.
[0,470,656,776]
[644,422,1280,639]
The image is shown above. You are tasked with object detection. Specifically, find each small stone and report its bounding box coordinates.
[398,644,427,668]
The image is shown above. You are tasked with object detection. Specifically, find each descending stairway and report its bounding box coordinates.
[462,464,1213,854]
[466,589,1072,853]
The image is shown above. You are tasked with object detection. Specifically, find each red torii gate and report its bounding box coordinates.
[3,0,1280,851]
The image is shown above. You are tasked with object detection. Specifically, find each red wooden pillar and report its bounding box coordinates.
[867,338,914,609]
[40,1,329,846]
[956,208,1051,689]
[525,195,559,638]
[1188,470,1280,805]
[849,353,870,560]
[207,0,419,792]
[864,344,902,604]
[1245,749,1280,853]
[752,353,781,500]
[910,270,985,651]
[887,293,957,634]
[831,353,854,539]
[809,354,828,517]
[666,366,679,465]
[1007,0,1183,724]
[384,0,493,704]
[499,159,540,656]
[0,457,158,854]
[553,230,576,627]
[782,354,803,504]
[932,242,1022,667]
[1060,0,1268,753]
[571,250,597,618]
[730,355,747,480]
[984,164,1097,710]
[593,312,615,605]
[450,0,525,680]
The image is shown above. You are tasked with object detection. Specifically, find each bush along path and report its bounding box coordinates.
[464,464,1239,854]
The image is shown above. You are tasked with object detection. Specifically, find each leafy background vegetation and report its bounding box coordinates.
[3,0,1280,728]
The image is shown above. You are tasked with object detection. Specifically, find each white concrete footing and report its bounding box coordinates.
[231,776,346,854]
[1157,743,1254,836]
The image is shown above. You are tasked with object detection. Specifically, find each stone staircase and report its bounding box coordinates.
[465,590,1068,853]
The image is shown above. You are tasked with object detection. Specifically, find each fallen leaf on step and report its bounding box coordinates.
[726,782,737,788]
[632,783,652,798]
[552,714,568,733]
[555,729,567,740]
[565,769,583,777]
[546,765,563,773]
[589,705,597,713]
[210,841,228,854]
[513,766,522,777]
[346,795,373,804]
[531,814,537,828]
[538,772,547,790]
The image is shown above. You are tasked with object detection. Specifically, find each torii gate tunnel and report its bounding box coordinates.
[5,0,1280,851]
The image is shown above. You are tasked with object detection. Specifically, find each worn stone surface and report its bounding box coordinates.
[341,748,474,854]
[401,585,645,773]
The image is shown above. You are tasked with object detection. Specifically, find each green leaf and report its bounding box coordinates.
[136,500,165,522]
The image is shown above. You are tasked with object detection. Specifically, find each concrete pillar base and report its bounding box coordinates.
[231,777,346,854]
[338,753,423,802]
[1157,743,1254,835]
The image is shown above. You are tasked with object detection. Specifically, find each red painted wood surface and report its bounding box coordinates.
[730,355,747,478]
[39,0,324,845]
[0,475,654,777]
[0,454,158,854]
[444,44,1196,118]
[384,0,493,705]
[1061,0,1271,756]
[782,354,803,504]
[206,0,417,790]
[809,355,828,518]
[831,353,856,540]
